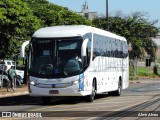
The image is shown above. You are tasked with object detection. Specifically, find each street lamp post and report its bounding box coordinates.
[106,0,109,31]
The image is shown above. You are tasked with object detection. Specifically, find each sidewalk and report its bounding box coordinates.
[130,77,160,83]
[0,84,28,98]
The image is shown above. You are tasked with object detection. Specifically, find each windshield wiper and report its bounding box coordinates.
[63,68,68,77]
[59,62,68,77]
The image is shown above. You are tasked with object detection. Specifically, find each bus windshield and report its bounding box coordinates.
[29,37,83,78]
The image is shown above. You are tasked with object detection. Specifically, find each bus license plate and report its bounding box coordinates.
[49,90,59,94]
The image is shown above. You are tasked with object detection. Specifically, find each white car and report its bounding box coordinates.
[0,60,24,78]
[15,66,24,80]
[0,60,15,72]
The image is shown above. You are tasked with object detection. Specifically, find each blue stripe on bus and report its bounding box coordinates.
[79,74,84,91]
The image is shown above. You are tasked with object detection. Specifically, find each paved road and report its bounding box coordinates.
[0,79,160,119]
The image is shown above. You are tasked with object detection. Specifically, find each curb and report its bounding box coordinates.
[129,79,160,84]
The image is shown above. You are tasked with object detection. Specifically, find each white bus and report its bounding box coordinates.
[20,25,129,104]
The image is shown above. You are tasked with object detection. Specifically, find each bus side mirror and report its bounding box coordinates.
[81,38,89,57]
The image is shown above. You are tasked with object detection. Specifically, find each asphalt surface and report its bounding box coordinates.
[0,78,160,119]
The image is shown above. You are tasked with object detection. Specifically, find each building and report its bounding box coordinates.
[77,2,97,20]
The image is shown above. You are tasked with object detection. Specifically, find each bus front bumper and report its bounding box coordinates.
[29,85,90,97]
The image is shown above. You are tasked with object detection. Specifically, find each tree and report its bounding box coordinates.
[23,0,92,26]
[0,0,40,58]
[93,11,159,59]
[0,0,92,59]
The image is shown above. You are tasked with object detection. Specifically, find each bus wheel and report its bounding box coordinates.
[86,83,96,102]
[114,81,122,96]
[42,97,51,104]
[108,80,121,96]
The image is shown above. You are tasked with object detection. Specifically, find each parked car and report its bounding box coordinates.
[15,75,23,85]
[0,60,15,72]
[0,69,23,87]
[15,66,24,84]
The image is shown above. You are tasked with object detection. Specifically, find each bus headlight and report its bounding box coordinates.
[30,80,38,86]
[72,80,79,85]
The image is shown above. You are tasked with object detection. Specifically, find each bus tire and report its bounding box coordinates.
[42,97,51,104]
[86,81,96,102]
[114,80,122,96]
[108,80,121,96]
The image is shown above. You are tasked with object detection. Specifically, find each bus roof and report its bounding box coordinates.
[32,25,126,41]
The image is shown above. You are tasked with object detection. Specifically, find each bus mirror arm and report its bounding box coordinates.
[81,38,89,57]
[20,40,30,58]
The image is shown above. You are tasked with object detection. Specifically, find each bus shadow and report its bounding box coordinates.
[0,94,110,106]
[42,94,110,106]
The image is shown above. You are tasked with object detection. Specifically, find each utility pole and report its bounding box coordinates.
[106,0,109,31]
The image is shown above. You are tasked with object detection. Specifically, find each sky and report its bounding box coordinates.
[48,0,160,27]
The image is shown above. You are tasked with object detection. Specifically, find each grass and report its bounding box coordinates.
[138,67,151,76]
[129,66,160,80]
